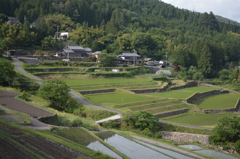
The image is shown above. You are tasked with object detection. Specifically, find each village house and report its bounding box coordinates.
[7,49,30,56]
[117,53,142,64]
[7,17,21,26]
[61,45,92,58]
[58,32,70,39]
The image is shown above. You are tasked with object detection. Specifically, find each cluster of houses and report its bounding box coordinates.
[59,45,168,66]
[8,44,168,67]
[5,16,167,67]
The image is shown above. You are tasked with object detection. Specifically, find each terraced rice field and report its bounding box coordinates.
[61,78,161,91]
[114,98,189,115]
[146,87,219,99]
[83,92,157,105]
[160,113,240,127]
[197,93,240,109]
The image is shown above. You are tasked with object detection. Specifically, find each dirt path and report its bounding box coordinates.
[132,135,206,159]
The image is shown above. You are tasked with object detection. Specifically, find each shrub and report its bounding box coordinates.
[102,120,120,129]
[141,128,152,137]
[153,132,162,139]
[234,140,240,153]
[19,91,32,101]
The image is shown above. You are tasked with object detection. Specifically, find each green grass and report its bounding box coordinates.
[146,87,219,99]
[161,113,240,127]
[146,103,188,115]
[197,94,240,109]
[84,92,156,105]
[62,77,152,86]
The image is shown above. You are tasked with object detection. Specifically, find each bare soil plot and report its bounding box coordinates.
[0,123,82,159]
[0,90,51,117]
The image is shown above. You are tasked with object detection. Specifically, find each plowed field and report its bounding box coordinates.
[0,123,83,159]
[0,90,51,117]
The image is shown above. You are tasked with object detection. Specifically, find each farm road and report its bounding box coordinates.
[12,58,121,114]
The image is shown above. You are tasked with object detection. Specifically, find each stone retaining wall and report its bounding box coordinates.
[156,109,189,118]
[160,131,210,145]
[39,114,58,125]
[80,89,116,95]
[131,81,197,94]
[25,68,79,73]
[186,89,229,104]
[169,81,198,90]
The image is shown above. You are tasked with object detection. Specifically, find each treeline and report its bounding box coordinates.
[1,0,240,77]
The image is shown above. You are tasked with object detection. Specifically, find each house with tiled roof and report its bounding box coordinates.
[117,53,142,64]
[61,45,92,58]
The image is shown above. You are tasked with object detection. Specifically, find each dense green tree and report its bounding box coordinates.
[98,53,117,67]
[38,79,70,110]
[210,116,240,147]
[0,58,17,86]
[134,111,158,131]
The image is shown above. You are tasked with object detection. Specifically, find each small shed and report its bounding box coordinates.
[156,70,172,75]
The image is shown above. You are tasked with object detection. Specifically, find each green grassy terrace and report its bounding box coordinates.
[197,93,240,110]
[146,87,220,99]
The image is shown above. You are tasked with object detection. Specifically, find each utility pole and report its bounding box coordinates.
[166,51,168,68]
[57,25,59,39]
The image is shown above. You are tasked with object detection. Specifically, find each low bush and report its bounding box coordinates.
[234,140,240,153]
[18,91,32,101]
[141,128,152,137]
[153,132,162,139]
[101,120,121,129]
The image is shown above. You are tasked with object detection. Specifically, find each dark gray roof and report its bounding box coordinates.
[62,49,74,53]
[84,48,92,52]
[118,53,140,57]
[67,46,84,50]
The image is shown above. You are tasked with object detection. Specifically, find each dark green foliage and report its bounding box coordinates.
[102,120,121,129]
[38,79,70,110]
[0,58,17,86]
[153,132,162,139]
[122,111,159,131]
[98,53,117,67]
[18,91,32,101]
[210,116,240,149]
[38,79,84,113]
[234,140,240,153]
[141,128,152,137]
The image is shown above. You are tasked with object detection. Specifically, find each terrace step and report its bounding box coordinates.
[155,109,189,118]
[129,101,182,111]
[114,98,172,108]
[145,103,188,114]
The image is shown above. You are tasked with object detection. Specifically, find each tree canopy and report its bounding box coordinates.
[0,58,17,86]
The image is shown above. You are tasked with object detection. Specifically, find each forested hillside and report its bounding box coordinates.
[1,0,240,77]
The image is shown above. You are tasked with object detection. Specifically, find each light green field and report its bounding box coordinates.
[197,94,240,109]
[62,78,153,86]
[161,113,240,127]
[83,92,156,105]
[146,87,219,99]
[62,77,160,91]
